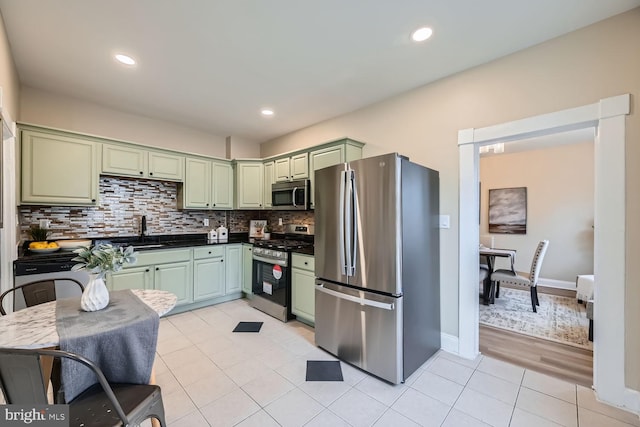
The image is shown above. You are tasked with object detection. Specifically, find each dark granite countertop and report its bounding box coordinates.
[16,233,250,262]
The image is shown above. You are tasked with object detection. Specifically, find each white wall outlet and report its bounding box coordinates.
[204,218,209,227]
[278,218,283,226]
[439,215,450,229]
[39,219,50,229]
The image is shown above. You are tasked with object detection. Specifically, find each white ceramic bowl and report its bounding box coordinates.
[56,239,92,251]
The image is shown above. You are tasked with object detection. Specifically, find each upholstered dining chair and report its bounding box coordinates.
[0,279,84,315]
[490,240,549,312]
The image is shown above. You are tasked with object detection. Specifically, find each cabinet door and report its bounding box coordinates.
[211,161,234,209]
[184,157,211,209]
[102,144,145,177]
[108,266,153,291]
[155,261,192,306]
[263,161,275,208]
[21,130,99,205]
[149,151,184,181]
[274,157,290,182]
[242,244,253,294]
[225,244,243,294]
[236,162,263,209]
[309,145,345,208]
[193,257,225,301]
[291,152,309,180]
[292,268,316,323]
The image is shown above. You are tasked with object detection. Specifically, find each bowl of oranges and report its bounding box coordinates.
[28,241,60,253]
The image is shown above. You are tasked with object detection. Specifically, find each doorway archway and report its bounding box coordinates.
[457,94,631,409]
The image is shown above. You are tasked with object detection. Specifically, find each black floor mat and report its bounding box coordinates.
[232,321,263,333]
[306,360,344,381]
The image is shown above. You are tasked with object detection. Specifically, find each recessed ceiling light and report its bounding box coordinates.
[115,54,136,65]
[261,108,275,117]
[411,27,433,42]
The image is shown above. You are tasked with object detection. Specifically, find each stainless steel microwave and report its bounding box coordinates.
[271,179,310,210]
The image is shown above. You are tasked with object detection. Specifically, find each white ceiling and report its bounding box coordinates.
[1,0,638,143]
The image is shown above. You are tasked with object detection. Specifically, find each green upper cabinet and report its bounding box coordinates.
[21,128,99,206]
[180,157,233,210]
[211,161,234,209]
[235,161,264,209]
[182,157,211,209]
[274,152,309,182]
[308,139,363,208]
[263,161,275,209]
[102,143,184,181]
[148,150,184,181]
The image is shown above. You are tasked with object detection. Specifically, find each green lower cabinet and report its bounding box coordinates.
[225,244,243,294]
[108,266,154,291]
[193,256,225,301]
[242,244,253,295]
[291,254,316,324]
[154,261,193,306]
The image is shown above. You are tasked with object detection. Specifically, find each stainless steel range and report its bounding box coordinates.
[251,224,313,322]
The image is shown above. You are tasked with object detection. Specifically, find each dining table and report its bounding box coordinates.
[479,247,517,304]
[0,289,177,349]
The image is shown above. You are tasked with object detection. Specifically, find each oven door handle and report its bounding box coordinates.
[253,255,288,267]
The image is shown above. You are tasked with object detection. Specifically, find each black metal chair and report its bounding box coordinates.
[0,347,166,427]
[0,279,84,315]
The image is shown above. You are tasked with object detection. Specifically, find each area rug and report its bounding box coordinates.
[479,287,592,350]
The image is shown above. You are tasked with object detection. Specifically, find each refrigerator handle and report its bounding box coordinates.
[339,170,347,276]
[317,284,395,310]
[344,169,353,276]
[349,169,358,276]
[292,187,298,208]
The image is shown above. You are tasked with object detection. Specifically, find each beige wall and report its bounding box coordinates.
[0,11,19,119]
[261,9,640,389]
[20,86,228,158]
[480,142,594,282]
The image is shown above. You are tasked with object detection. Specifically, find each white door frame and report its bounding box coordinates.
[457,94,635,411]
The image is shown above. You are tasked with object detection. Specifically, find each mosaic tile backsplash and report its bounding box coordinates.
[19,176,315,240]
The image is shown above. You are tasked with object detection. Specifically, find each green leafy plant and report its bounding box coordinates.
[71,244,137,278]
[28,225,50,241]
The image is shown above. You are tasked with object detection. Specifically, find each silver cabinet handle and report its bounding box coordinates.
[317,284,395,310]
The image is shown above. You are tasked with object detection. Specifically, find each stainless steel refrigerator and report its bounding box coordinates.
[314,152,440,384]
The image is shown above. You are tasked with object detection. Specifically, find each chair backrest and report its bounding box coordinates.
[0,348,130,424]
[0,349,49,404]
[529,240,549,286]
[0,279,84,315]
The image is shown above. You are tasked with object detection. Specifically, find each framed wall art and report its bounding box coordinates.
[488,187,527,234]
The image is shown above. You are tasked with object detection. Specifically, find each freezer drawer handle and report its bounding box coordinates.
[317,284,395,310]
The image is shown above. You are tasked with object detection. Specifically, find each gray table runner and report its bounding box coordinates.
[56,289,160,402]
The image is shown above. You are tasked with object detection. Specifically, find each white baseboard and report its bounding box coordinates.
[441,332,459,354]
[623,387,640,417]
[538,277,576,291]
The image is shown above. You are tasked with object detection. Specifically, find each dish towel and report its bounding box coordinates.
[56,289,159,402]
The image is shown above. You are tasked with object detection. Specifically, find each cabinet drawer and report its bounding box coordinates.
[193,246,225,259]
[133,248,191,266]
[292,254,314,271]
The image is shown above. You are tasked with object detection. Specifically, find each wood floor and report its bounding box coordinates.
[480,324,593,387]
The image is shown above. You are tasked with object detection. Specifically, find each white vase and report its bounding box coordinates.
[80,274,110,312]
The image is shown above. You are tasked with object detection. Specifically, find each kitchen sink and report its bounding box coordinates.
[130,243,165,249]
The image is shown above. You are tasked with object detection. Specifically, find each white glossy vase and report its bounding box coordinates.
[80,274,109,312]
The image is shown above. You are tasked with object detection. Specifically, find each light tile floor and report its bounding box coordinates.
[152,298,639,427]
